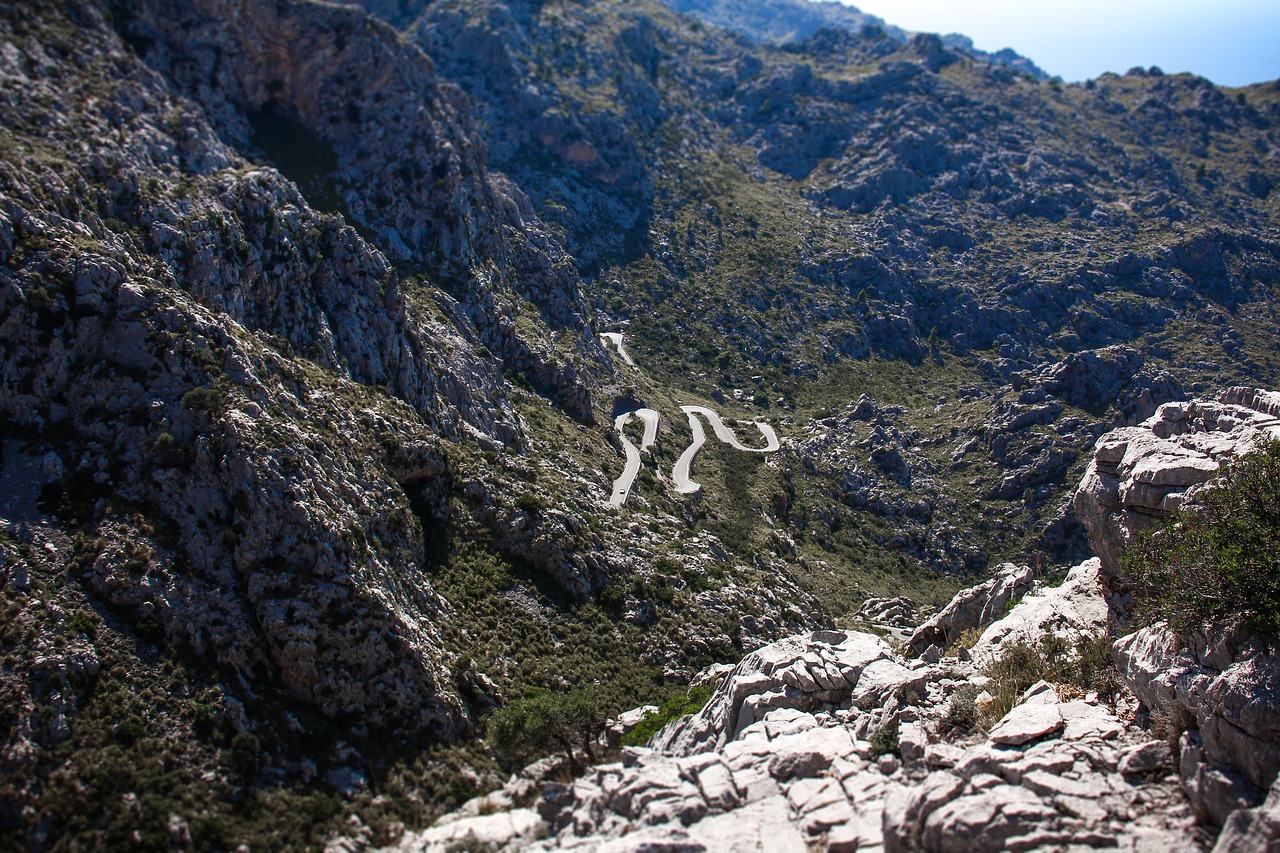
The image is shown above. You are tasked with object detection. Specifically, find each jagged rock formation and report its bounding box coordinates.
[906,562,1034,655]
[1115,624,1280,825]
[1074,387,1280,619]
[965,559,1109,666]
[1069,391,1280,840]
[395,585,1198,851]
[659,0,1050,79]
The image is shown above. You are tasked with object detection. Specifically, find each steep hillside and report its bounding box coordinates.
[2,0,1279,848]
[657,0,1048,78]
[374,0,1280,595]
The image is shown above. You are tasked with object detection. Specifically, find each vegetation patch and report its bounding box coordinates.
[1125,439,1280,637]
[621,684,714,748]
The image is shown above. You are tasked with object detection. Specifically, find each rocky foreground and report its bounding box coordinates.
[393,390,1280,852]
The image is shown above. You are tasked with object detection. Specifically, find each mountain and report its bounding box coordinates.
[1,0,1278,848]
[658,0,1051,79]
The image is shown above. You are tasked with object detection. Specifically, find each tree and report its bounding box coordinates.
[485,689,607,773]
[1126,439,1280,637]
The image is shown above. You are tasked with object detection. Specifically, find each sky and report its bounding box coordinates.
[838,0,1280,87]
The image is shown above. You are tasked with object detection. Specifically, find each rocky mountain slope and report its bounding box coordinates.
[658,0,1049,79]
[363,0,1280,585]
[1,0,1279,848]
[395,391,1280,851]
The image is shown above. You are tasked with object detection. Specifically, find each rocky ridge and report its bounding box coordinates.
[1074,387,1280,619]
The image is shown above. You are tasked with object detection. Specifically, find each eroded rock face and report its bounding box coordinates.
[1073,387,1280,621]
[906,563,1034,655]
[1114,624,1280,823]
[1074,393,1280,830]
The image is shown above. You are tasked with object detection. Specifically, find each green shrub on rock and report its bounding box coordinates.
[621,685,713,747]
[868,718,899,758]
[1125,439,1280,637]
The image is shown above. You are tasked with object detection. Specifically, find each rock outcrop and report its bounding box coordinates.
[905,562,1034,655]
[965,559,1109,666]
[1074,387,1280,620]
[1078,392,1280,831]
[395,569,1200,852]
[1114,624,1280,825]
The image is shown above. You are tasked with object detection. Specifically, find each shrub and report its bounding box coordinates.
[1125,439,1280,637]
[485,689,606,774]
[980,637,1068,724]
[621,685,713,747]
[1072,633,1119,700]
[868,719,900,758]
[937,684,980,737]
[980,632,1118,725]
[179,386,226,413]
[514,493,543,514]
[230,731,261,776]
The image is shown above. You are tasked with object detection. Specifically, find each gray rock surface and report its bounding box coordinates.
[966,559,1109,666]
[650,630,891,756]
[1114,623,1280,821]
[397,563,1202,852]
[1074,388,1280,621]
[1212,775,1280,853]
[906,563,1034,654]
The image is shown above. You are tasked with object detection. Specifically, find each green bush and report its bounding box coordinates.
[1125,439,1280,636]
[485,689,605,773]
[514,493,543,514]
[230,731,261,776]
[621,685,713,747]
[868,718,899,758]
[179,386,226,413]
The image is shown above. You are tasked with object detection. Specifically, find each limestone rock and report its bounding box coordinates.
[650,630,890,756]
[967,559,1108,666]
[906,562,1035,655]
[987,704,1063,746]
[1115,623,1280,817]
[1212,774,1280,853]
[1074,390,1280,621]
[392,809,544,853]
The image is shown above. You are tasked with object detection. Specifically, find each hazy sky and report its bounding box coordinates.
[839,0,1280,87]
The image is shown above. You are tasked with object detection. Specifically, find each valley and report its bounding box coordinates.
[0,0,1277,849]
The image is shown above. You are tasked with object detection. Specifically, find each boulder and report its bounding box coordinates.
[987,704,1063,747]
[1213,775,1280,853]
[392,808,543,852]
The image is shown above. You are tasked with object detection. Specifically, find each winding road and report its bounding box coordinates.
[671,406,779,495]
[600,332,636,366]
[609,408,660,507]
[602,335,780,506]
